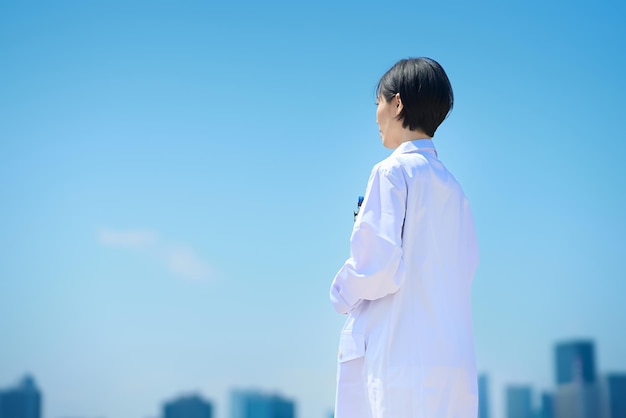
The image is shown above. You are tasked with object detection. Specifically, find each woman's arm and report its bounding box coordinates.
[330,164,407,314]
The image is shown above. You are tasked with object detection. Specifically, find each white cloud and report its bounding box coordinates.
[97,228,157,250]
[97,227,214,282]
[163,244,212,282]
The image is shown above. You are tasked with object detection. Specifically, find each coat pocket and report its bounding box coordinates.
[337,333,365,363]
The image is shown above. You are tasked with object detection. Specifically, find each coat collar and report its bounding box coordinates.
[392,139,437,157]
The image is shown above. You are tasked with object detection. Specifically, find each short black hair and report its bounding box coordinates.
[376,57,454,137]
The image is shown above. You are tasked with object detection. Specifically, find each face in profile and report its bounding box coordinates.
[375,94,402,149]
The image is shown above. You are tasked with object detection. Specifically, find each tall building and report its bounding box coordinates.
[163,394,213,418]
[478,374,490,418]
[230,390,295,418]
[0,375,42,418]
[555,340,596,385]
[538,392,554,418]
[553,340,601,418]
[554,382,602,418]
[603,374,626,418]
[506,385,533,418]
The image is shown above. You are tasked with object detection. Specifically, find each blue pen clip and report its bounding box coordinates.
[354,196,364,222]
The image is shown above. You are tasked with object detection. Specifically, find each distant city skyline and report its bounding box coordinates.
[4,337,625,418]
[480,339,626,418]
[0,377,297,418]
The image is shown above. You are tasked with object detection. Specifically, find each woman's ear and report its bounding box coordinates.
[395,93,403,115]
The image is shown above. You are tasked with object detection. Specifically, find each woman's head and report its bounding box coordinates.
[376,57,454,139]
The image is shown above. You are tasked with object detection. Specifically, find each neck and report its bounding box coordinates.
[390,129,431,149]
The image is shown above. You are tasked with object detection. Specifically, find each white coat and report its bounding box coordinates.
[330,139,479,418]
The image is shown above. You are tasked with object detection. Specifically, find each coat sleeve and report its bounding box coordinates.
[330,164,407,314]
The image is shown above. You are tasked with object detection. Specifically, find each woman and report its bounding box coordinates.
[330,57,479,418]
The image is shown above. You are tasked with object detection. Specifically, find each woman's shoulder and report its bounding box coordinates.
[367,156,409,189]
[375,150,430,177]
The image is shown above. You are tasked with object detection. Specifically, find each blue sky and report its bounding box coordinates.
[1,1,625,418]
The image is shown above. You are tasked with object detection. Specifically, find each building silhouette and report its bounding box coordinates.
[230,390,295,418]
[506,385,533,418]
[163,394,213,418]
[554,382,602,418]
[553,340,601,418]
[0,375,42,418]
[478,374,490,418]
[555,340,596,385]
[538,392,554,418]
[603,374,626,418]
